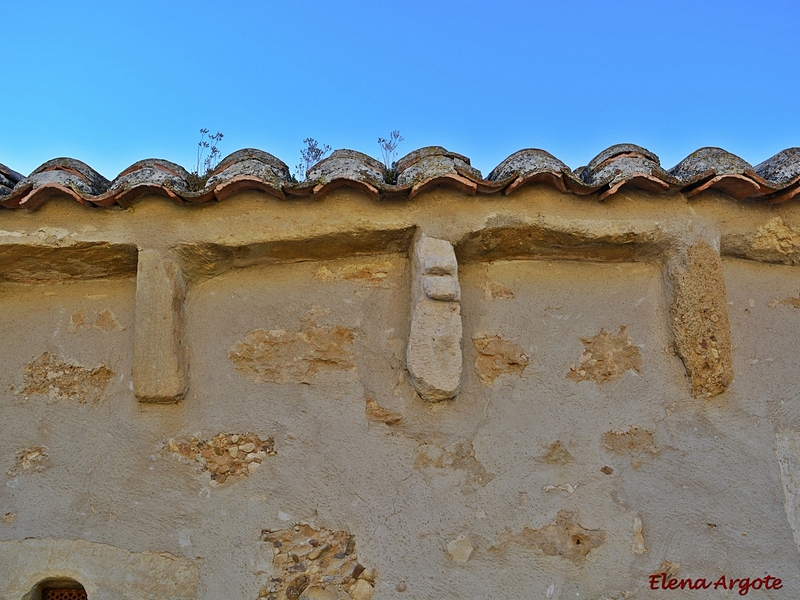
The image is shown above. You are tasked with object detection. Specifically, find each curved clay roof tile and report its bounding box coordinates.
[396,146,482,199]
[305,149,386,199]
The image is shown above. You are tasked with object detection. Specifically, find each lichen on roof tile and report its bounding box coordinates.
[585,144,661,173]
[668,147,755,183]
[0,163,24,196]
[111,159,191,193]
[205,148,290,190]
[305,149,386,187]
[487,149,569,182]
[755,148,800,186]
[396,146,482,188]
[28,157,111,195]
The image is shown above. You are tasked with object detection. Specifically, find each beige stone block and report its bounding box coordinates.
[133,249,187,403]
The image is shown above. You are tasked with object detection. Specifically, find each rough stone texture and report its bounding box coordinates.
[567,326,642,384]
[20,352,112,403]
[473,334,529,385]
[229,318,355,384]
[313,261,394,288]
[751,216,800,264]
[776,431,800,554]
[364,397,402,425]
[542,441,574,465]
[494,510,606,565]
[6,446,49,477]
[413,438,494,490]
[406,234,463,401]
[258,523,375,600]
[163,432,276,486]
[0,538,198,600]
[0,241,137,282]
[133,250,187,403]
[666,241,734,397]
[446,534,474,564]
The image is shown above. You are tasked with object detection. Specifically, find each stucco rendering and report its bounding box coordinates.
[1,144,800,599]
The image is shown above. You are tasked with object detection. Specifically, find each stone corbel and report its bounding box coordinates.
[133,249,188,403]
[407,233,463,401]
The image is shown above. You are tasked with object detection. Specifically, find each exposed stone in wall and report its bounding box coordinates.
[493,510,606,565]
[413,438,494,489]
[653,559,680,579]
[567,326,642,384]
[407,234,463,402]
[632,516,647,554]
[164,433,276,486]
[543,441,574,465]
[776,431,800,553]
[483,281,514,300]
[133,250,187,403]
[601,427,659,456]
[364,397,402,425]
[751,217,800,264]
[666,241,733,397]
[446,534,474,564]
[1,512,15,524]
[770,295,800,308]
[68,308,123,332]
[313,261,395,287]
[259,523,376,600]
[229,318,355,384]
[6,446,49,476]
[0,538,198,600]
[21,352,112,403]
[473,334,529,385]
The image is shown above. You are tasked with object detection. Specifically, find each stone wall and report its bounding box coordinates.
[2,168,800,598]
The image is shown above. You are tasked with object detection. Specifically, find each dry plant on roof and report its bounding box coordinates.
[293,138,331,182]
[379,130,403,184]
[187,128,224,191]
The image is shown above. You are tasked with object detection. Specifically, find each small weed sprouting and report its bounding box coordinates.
[293,138,331,182]
[378,130,403,184]
[187,129,224,191]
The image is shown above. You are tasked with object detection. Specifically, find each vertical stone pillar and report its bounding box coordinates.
[664,239,733,398]
[407,233,463,401]
[133,249,187,403]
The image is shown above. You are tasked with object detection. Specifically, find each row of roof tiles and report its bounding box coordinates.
[1,144,799,210]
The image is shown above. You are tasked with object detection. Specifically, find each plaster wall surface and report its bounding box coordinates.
[1,185,800,599]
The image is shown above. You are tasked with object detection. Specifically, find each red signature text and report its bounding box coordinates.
[649,573,782,595]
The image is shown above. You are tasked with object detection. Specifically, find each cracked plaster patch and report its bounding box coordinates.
[602,427,659,456]
[6,446,49,476]
[413,438,494,489]
[567,326,642,384]
[68,308,123,332]
[21,352,113,403]
[493,510,606,565]
[229,318,355,384]
[473,335,529,385]
[259,523,376,600]
[313,261,395,287]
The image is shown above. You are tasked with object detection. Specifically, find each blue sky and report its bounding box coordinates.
[2,0,799,179]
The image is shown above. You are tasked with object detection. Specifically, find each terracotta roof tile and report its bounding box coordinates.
[3,144,800,210]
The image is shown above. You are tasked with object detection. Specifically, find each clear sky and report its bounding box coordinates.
[2,0,799,179]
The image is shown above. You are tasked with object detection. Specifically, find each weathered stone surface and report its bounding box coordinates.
[494,510,606,565]
[446,534,474,564]
[665,241,733,397]
[751,217,800,264]
[364,397,402,425]
[0,241,137,282]
[407,234,463,401]
[163,432,276,486]
[21,352,113,403]
[0,538,198,600]
[473,334,529,385]
[776,431,800,554]
[133,250,187,403]
[542,441,574,466]
[259,524,375,600]
[567,326,642,384]
[6,446,49,477]
[314,261,395,287]
[229,317,355,384]
[632,516,647,554]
